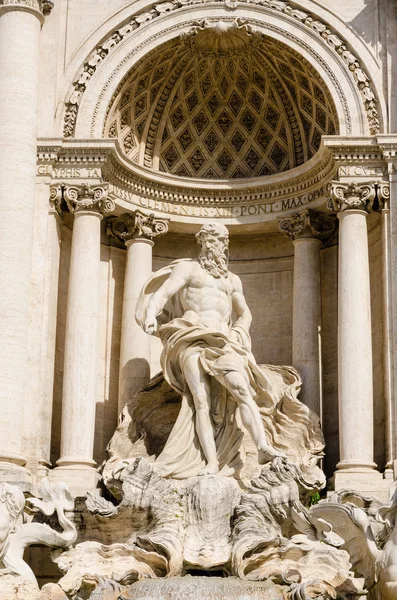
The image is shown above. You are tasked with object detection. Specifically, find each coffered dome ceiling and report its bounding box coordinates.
[105,22,339,180]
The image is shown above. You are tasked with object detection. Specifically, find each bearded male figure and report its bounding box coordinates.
[135,222,291,478]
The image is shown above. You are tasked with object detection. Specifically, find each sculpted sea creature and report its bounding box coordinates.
[0,478,77,584]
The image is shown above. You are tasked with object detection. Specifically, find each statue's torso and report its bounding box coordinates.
[179,262,235,335]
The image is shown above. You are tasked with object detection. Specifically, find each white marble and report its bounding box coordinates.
[54,184,114,496]
[330,183,379,486]
[0,2,43,486]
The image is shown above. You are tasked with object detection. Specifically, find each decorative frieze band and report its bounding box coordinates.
[63,0,379,138]
[328,181,377,214]
[108,211,169,246]
[50,183,115,216]
[279,209,337,242]
[0,0,54,15]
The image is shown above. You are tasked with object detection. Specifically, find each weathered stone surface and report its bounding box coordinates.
[126,576,285,600]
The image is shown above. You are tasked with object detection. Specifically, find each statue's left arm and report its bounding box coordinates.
[231,274,252,347]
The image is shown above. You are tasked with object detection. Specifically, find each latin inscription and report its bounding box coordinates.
[111,185,325,218]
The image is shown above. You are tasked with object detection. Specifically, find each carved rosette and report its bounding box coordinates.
[377,182,390,211]
[61,183,114,216]
[279,209,337,243]
[0,0,54,16]
[328,182,376,214]
[108,211,169,245]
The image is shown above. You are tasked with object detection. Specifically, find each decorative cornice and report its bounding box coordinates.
[108,211,169,246]
[103,145,335,207]
[63,0,379,138]
[328,181,376,213]
[0,0,53,15]
[52,183,115,216]
[279,209,337,242]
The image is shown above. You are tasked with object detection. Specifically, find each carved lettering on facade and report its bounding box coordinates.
[37,167,102,178]
[109,185,325,219]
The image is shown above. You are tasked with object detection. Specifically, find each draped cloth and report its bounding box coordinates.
[136,260,325,482]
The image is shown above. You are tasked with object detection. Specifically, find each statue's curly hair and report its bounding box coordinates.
[195,222,229,246]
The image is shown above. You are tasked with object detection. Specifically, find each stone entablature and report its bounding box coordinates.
[37,136,396,229]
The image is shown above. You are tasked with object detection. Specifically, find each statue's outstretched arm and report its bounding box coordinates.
[144,261,191,334]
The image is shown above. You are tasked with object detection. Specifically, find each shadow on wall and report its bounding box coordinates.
[93,248,125,466]
[347,0,381,46]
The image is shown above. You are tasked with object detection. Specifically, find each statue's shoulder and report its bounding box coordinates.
[170,258,200,275]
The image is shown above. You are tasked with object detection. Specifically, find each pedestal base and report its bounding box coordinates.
[334,468,392,501]
[0,460,32,492]
[50,465,100,497]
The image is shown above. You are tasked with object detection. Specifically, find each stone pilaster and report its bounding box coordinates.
[279,210,336,417]
[329,181,382,492]
[53,184,115,497]
[0,0,52,488]
[108,211,168,413]
[377,182,395,476]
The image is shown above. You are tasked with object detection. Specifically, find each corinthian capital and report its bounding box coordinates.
[0,0,54,16]
[62,183,115,216]
[108,211,169,245]
[279,209,337,243]
[328,181,376,213]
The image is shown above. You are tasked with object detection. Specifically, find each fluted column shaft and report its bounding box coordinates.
[54,184,114,496]
[109,212,168,413]
[0,1,50,485]
[330,183,377,476]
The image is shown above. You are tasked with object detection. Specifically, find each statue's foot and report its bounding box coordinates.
[199,462,220,476]
[258,445,286,465]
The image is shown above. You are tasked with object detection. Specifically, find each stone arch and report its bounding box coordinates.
[57,0,387,142]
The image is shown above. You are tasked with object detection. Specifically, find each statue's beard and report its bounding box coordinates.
[199,247,229,278]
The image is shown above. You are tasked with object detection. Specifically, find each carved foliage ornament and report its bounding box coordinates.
[328,181,376,213]
[63,0,379,138]
[279,209,337,242]
[50,183,115,216]
[0,0,54,15]
[108,211,169,244]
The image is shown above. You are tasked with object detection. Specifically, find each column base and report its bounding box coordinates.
[0,460,32,492]
[51,464,100,498]
[334,468,392,501]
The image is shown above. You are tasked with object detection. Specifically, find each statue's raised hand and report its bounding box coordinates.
[144,318,157,335]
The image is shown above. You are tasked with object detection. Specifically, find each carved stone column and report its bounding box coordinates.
[109,212,168,413]
[0,0,53,487]
[377,183,395,476]
[53,184,114,496]
[329,182,382,490]
[279,210,336,417]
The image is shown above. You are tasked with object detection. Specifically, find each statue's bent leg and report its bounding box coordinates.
[223,371,285,464]
[183,353,219,475]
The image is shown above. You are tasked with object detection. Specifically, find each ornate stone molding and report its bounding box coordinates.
[0,0,54,15]
[328,181,376,213]
[108,211,169,246]
[63,0,379,138]
[377,182,390,211]
[53,183,115,216]
[279,209,337,242]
